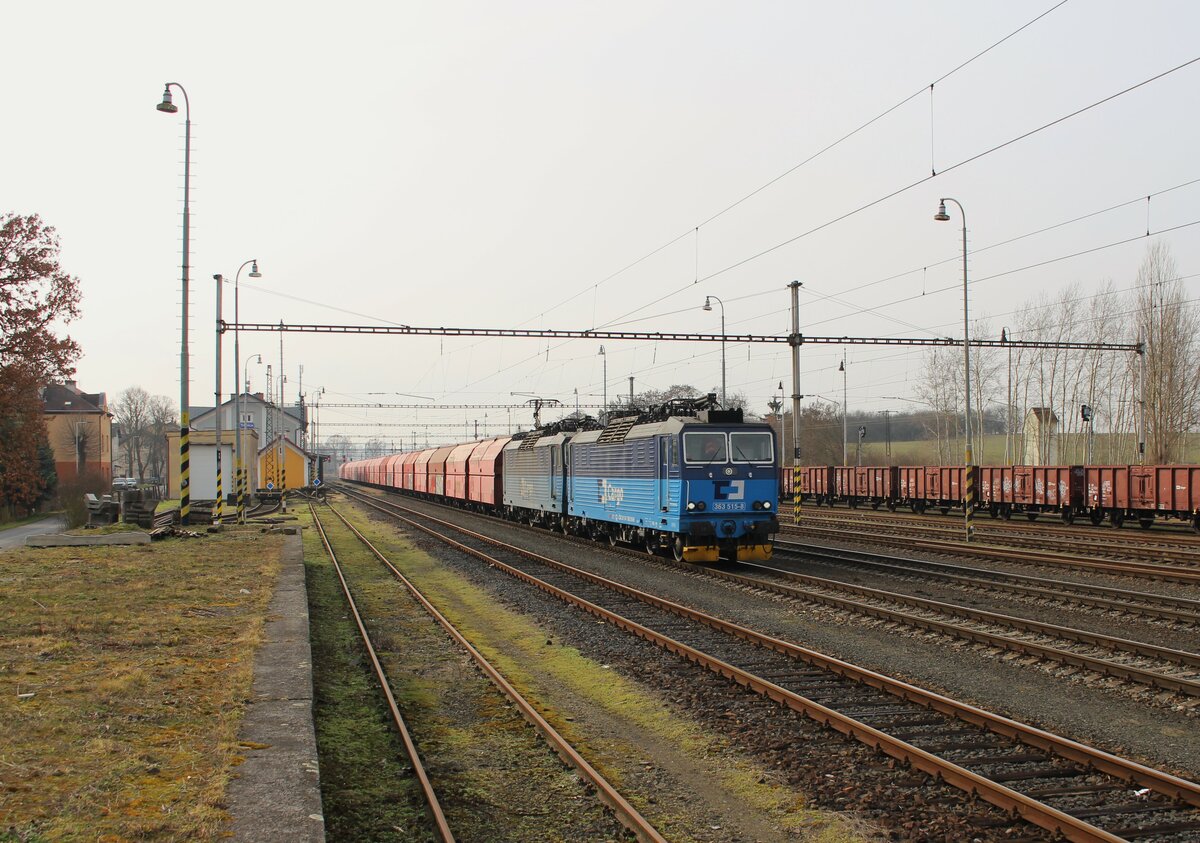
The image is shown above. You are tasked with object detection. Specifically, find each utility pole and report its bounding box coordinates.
[629,376,634,406]
[213,274,224,526]
[788,281,802,524]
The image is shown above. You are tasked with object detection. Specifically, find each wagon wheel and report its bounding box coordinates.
[672,536,685,563]
[607,529,620,547]
[886,501,897,512]
[871,501,881,510]
[1089,509,1104,526]
[1138,517,1154,530]
[1061,507,1075,526]
[1026,511,1039,522]
[939,507,951,516]
[645,534,658,556]
[1001,505,1012,521]
[1109,510,1125,529]
[1193,515,1200,535]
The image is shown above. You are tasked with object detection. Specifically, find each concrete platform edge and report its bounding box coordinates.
[225,531,325,842]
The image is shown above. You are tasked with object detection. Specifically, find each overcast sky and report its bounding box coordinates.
[6,1,1198,445]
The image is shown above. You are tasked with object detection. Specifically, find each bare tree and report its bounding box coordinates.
[111,386,152,480]
[1136,242,1200,462]
[145,395,176,483]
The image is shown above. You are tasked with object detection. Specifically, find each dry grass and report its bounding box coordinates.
[0,532,284,842]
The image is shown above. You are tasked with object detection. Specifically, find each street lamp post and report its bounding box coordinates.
[838,353,847,466]
[703,295,726,406]
[156,82,192,524]
[232,260,262,522]
[935,198,975,541]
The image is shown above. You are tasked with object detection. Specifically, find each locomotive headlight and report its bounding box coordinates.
[687,501,697,511]
[752,501,763,511]
[695,501,706,511]
[763,501,772,510]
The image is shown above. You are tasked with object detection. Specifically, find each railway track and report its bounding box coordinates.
[783,523,1200,584]
[791,508,1200,567]
[308,500,666,843]
[775,539,1200,626]
[337,484,1200,842]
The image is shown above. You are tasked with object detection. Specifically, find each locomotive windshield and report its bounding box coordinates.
[683,432,727,463]
[730,432,773,463]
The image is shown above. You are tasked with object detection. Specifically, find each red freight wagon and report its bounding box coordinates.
[794,466,836,504]
[445,441,482,502]
[1086,465,1200,530]
[399,452,420,492]
[426,446,454,498]
[834,466,897,509]
[384,453,406,489]
[977,465,1085,523]
[468,437,510,508]
[898,465,977,514]
[412,448,436,494]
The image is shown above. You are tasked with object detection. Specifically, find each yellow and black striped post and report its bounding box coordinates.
[180,412,190,525]
[792,469,801,525]
[964,464,976,542]
[214,451,223,524]
[235,460,244,523]
[280,444,287,512]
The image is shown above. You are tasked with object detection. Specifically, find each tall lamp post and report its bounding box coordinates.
[156,82,192,524]
[838,353,848,467]
[702,295,726,406]
[934,197,975,541]
[232,261,262,522]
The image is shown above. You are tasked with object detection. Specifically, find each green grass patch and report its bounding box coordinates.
[0,532,284,841]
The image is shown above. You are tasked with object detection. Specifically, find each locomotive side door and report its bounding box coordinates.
[664,436,680,511]
[657,437,667,511]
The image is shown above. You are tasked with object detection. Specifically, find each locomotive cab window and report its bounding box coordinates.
[730,432,773,463]
[683,432,727,463]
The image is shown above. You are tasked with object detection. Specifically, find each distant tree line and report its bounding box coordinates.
[918,243,1198,464]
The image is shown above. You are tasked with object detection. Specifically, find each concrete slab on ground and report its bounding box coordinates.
[225,532,324,842]
[25,532,150,547]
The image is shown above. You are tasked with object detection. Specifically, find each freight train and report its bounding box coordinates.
[341,396,781,561]
[784,464,1200,532]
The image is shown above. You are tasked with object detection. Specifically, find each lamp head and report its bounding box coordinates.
[248,260,262,278]
[934,200,950,221]
[598,345,605,356]
[702,296,713,311]
[213,273,223,282]
[156,85,178,114]
[1000,327,1008,343]
[838,360,845,372]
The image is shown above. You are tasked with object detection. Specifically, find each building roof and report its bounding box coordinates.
[43,380,109,415]
[258,434,316,460]
[191,392,304,428]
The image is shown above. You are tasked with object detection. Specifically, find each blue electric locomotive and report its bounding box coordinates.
[501,396,779,562]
